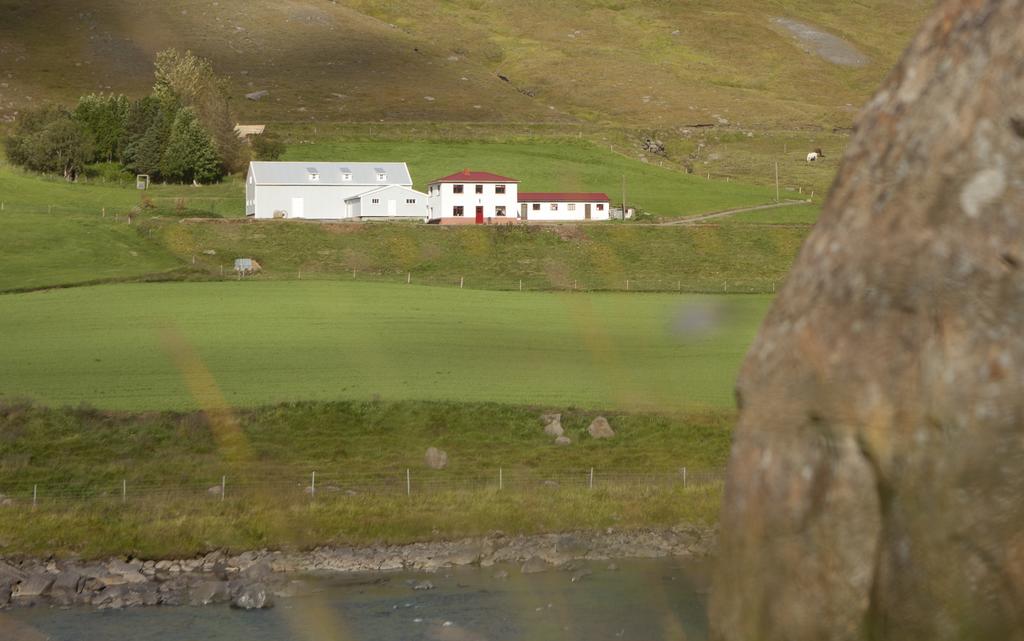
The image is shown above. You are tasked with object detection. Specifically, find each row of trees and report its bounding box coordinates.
[4,49,264,183]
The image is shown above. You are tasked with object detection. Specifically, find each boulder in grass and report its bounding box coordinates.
[425,447,448,470]
[554,435,571,446]
[587,416,615,439]
[542,413,564,437]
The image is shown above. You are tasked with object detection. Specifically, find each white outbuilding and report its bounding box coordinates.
[245,161,427,221]
[517,192,611,221]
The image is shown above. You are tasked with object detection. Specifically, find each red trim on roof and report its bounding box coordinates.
[517,192,610,203]
[429,170,520,183]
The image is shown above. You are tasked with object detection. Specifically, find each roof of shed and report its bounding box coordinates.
[344,184,428,202]
[248,162,413,186]
[429,169,519,183]
[518,192,611,202]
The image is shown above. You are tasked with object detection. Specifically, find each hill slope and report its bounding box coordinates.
[0,0,931,127]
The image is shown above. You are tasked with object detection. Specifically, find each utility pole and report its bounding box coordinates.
[621,174,627,218]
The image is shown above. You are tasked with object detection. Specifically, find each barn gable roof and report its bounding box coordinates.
[343,184,428,202]
[248,162,413,186]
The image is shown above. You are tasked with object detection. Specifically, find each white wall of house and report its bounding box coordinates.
[519,200,611,221]
[347,185,428,220]
[427,181,519,222]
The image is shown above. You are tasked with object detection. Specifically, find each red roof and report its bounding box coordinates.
[518,192,611,203]
[429,169,520,184]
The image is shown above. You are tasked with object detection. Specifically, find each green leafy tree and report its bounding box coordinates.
[153,49,248,173]
[73,93,130,162]
[4,106,95,181]
[160,108,223,184]
[123,96,178,179]
[252,132,286,160]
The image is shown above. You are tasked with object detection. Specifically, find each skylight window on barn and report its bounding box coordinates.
[375,168,387,181]
[307,167,320,182]
[341,167,352,181]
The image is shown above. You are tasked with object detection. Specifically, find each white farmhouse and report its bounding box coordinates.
[245,161,427,221]
[426,170,520,224]
[517,192,611,221]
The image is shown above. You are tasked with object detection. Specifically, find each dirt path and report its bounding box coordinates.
[659,200,812,225]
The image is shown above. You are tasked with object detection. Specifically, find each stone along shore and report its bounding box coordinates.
[0,525,716,610]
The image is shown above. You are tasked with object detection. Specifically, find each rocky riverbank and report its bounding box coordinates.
[0,525,715,611]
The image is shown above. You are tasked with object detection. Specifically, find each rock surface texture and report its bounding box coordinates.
[711,3,1024,641]
[0,526,716,611]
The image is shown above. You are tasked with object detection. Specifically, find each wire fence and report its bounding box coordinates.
[231,268,781,295]
[0,468,726,510]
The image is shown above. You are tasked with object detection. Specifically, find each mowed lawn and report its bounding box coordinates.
[0,282,769,412]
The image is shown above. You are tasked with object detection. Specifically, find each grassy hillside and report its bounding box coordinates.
[0,0,930,128]
[0,282,770,412]
[285,139,776,216]
[0,399,730,556]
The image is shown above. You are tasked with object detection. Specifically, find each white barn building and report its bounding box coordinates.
[245,161,427,221]
[426,170,520,224]
[517,192,611,221]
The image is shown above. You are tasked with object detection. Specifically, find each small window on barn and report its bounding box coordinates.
[307,168,320,182]
[341,168,353,181]
[550,203,559,211]
[453,206,464,216]
[495,206,506,217]
[567,203,576,211]
[532,203,541,211]
[475,184,484,194]
[453,184,464,194]
[371,198,380,204]
[495,184,506,194]
[406,198,416,204]
[376,168,387,181]
[597,203,605,211]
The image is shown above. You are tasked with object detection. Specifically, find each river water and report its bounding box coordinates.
[6,558,710,641]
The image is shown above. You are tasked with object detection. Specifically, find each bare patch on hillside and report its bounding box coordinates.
[772,18,868,67]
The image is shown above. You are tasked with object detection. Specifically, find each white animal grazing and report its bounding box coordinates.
[806,148,825,163]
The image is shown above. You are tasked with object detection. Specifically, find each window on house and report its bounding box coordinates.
[568,203,577,211]
[453,206,464,216]
[597,204,605,211]
[307,168,320,182]
[475,184,484,194]
[495,185,506,194]
[376,169,387,181]
[453,184,464,194]
[371,198,380,204]
[406,199,416,204]
[550,203,559,211]
[532,203,541,211]
[341,168,352,181]
[495,206,506,217]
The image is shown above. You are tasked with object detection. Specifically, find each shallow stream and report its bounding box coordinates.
[6,557,710,641]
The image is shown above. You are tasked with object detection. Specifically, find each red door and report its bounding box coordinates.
[475,206,484,224]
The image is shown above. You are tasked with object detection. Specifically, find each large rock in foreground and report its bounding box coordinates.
[710,2,1024,641]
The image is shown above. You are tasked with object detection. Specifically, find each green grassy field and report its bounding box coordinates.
[0,281,769,412]
[286,139,776,217]
[0,399,730,557]
[717,203,822,225]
